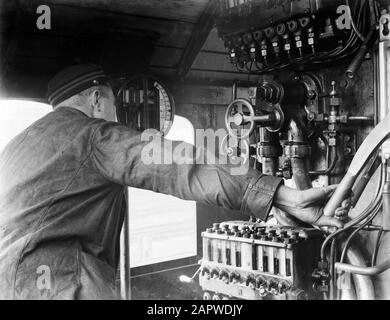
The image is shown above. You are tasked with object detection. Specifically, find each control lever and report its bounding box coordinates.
[323,112,390,217]
[179,266,202,284]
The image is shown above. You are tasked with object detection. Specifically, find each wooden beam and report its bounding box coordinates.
[175,0,219,80]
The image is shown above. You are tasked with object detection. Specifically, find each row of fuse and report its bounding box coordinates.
[226,22,317,68]
[202,225,298,277]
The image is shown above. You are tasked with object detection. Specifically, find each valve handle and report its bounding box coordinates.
[225,98,256,139]
[225,99,284,139]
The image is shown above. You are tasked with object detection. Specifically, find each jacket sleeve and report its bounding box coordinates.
[90,121,283,221]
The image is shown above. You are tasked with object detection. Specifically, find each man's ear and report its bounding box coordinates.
[91,90,101,112]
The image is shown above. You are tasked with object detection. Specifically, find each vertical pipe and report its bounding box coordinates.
[287,119,312,190]
[232,80,238,100]
[345,244,376,300]
[120,189,131,300]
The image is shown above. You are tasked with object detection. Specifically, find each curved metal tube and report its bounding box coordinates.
[309,145,338,176]
[343,244,376,300]
[324,111,390,217]
[335,258,390,276]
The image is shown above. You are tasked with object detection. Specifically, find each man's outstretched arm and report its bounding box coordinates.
[90,121,345,227]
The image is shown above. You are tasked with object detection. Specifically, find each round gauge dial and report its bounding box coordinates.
[116,75,175,136]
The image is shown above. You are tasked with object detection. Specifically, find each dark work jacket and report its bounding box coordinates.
[0,106,282,299]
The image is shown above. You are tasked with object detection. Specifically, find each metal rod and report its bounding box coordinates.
[120,189,131,300]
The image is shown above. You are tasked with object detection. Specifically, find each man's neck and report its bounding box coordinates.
[55,104,92,118]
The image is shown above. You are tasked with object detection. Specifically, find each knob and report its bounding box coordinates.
[256,276,266,288]
[267,278,278,291]
[246,275,256,289]
[267,229,277,237]
[211,269,220,279]
[201,268,211,280]
[279,230,288,238]
[230,272,240,283]
[278,281,291,294]
[203,292,212,300]
[220,271,229,284]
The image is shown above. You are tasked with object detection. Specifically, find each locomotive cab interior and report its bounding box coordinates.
[1,0,390,300]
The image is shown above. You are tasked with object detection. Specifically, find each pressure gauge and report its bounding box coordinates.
[116,75,175,136]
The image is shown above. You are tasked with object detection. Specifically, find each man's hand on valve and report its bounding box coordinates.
[273,185,351,228]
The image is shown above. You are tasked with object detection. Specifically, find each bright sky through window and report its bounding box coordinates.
[0,100,52,151]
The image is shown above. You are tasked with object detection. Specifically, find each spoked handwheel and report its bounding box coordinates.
[225,98,256,140]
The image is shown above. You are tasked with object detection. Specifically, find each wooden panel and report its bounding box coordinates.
[21,0,210,23]
[6,56,74,74]
[186,68,259,84]
[173,84,249,105]
[22,0,208,23]
[148,66,177,79]
[201,27,226,53]
[16,3,193,48]
[13,34,101,59]
[191,51,237,72]
[150,47,183,68]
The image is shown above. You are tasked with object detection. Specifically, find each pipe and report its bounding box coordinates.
[291,158,312,190]
[348,115,374,121]
[120,191,131,300]
[309,145,338,176]
[324,111,390,217]
[351,155,381,207]
[287,119,312,190]
[232,79,238,100]
[336,258,390,276]
[341,244,376,300]
[346,0,377,79]
[383,181,390,230]
[258,128,304,227]
[346,27,376,79]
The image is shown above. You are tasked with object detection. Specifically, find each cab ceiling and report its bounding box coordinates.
[0,0,243,100]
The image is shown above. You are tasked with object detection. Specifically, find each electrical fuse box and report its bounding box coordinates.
[199,220,323,300]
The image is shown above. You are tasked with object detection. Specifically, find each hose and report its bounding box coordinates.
[320,163,384,261]
[339,199,382,263]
